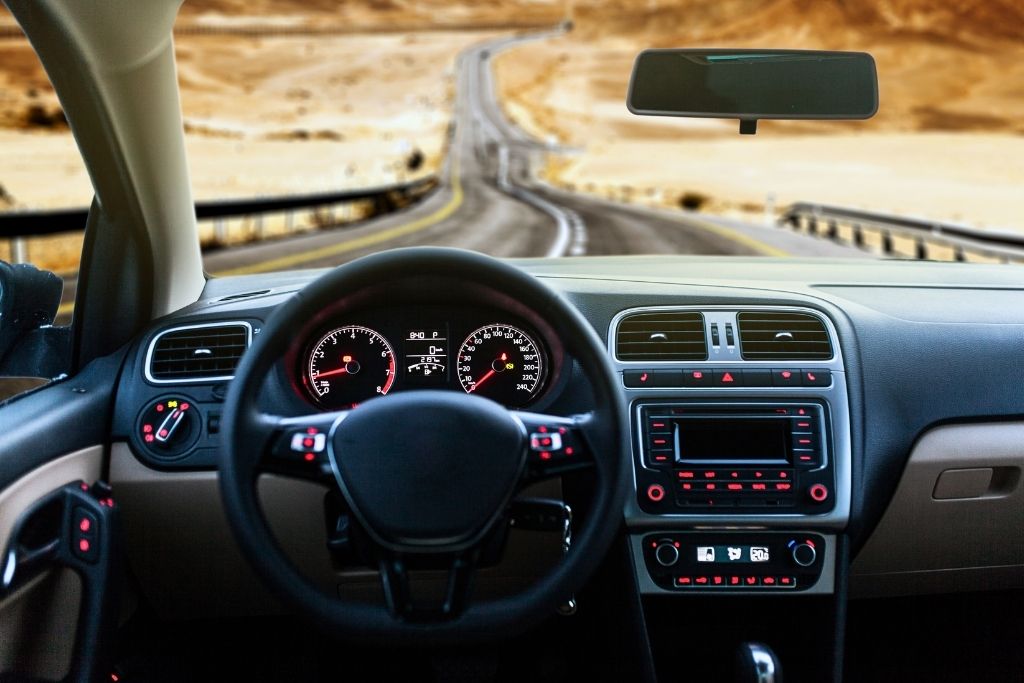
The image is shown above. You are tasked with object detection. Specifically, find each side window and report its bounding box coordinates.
[0,9,91,402]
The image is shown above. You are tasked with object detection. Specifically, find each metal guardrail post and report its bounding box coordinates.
[214,218,226,245]
[954,245,966,262]
[853,224,864,248]
[882,230,894,255]
[808,218,818,236]
[915,237,927,260]
[827,220,838,241]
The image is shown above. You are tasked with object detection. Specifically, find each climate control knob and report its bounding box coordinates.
[790,541,817,567]
[655,541,680,567]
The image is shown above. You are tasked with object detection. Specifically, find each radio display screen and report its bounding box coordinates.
[676,418,790,464]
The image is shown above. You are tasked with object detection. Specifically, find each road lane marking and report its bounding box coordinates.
[210,159,464,277]
[680,216,790,257]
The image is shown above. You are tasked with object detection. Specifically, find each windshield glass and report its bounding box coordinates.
[3,0,1023,287]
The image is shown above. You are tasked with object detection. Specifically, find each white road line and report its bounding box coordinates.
[471,35,587,257]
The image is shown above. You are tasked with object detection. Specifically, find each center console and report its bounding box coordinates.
[610,305,852,680]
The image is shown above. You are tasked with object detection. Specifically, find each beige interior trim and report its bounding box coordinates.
[0,446,104,556]
[0,447,102,679]
[6,0,204,315]
[852,421,1024,597]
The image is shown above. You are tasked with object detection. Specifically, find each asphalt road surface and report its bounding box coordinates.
[58,29,866,316]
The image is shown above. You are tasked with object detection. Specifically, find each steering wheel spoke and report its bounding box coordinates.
[379,549,479,622]
[257,411,348,485]
[514,410,595,485]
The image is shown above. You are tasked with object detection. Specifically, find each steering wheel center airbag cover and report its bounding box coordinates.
[329,390,526,551]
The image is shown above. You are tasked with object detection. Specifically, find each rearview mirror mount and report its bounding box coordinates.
[627,49,878,135]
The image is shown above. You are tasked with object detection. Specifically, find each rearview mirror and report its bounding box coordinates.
[627,49,878,134]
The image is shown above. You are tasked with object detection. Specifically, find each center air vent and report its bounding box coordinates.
[147,322,252,383]
[616,311,707,361]
[737,311,832,360]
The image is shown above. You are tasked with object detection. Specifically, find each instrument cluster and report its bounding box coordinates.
[294,305,555,410]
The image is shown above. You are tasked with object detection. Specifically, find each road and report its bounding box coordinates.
[58,29,865,316]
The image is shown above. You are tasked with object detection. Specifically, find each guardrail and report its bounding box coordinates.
[779,203,1024,264]
[0,176,437,264]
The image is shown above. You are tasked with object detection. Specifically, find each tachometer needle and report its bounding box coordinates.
[315,366,349,379]
[468,369,496,392]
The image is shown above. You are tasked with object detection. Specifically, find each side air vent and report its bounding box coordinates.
[616,311,707,361]
[737,311,832,360]
[146,322,252,383]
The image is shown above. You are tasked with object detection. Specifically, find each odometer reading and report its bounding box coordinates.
[305,326,395,409]
[457,324,544,407]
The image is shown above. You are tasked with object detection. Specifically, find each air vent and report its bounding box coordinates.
[737,311,832,360]
[616,311,707,361]
[147,322,252,383]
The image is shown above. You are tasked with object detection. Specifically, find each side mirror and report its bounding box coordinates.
[627,49,878,134]
[0,261,64,365]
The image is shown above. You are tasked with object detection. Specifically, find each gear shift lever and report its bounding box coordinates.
[735,643,782,683]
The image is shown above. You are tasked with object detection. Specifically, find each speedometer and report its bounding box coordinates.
[457,324,545,407]
[305,326,395,409]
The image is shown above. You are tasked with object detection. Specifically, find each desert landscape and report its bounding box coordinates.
[494,0,1024,229]
[2,0,1023,272]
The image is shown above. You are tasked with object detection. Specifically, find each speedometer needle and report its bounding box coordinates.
[468,369,496,392]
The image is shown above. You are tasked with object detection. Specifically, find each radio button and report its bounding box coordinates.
[649,449,674,465]
[792,434,815,449]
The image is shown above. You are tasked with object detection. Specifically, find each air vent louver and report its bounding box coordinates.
[737,311,832,360]
[148,323,251,382]
[616,311,707,361]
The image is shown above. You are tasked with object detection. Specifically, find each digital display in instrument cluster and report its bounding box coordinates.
[403,328,448,382]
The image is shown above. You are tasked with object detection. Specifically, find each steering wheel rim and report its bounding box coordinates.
[218,247,628,642]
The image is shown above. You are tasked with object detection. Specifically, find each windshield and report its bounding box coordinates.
[3,1,1023,290]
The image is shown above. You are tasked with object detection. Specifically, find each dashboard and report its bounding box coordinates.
[95,255,1024,622]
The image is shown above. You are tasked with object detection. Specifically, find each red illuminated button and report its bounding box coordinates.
[727,483,743,491]
[79,539,90,552]
[681,483,693,490]
[801,369,832,387]
[772,369,801,386]
[712,575,724,585]
[809,483,830,503]
[678,471,695,479]
[762,576,777,586]
[752,483,767,491]
[775,483,792,491]
[705,483,716,491]
[714,369,742,386]
[79,517,91,532]
[745,576,759,586]
[646,484,666,502]
[780,576,794,586]
[729,576,741,586]
[694,576,709,585]
[704,471,717,479]
[676,577,692,586]
[682,369,712,387]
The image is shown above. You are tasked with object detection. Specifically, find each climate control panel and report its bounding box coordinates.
[639,532,828,593]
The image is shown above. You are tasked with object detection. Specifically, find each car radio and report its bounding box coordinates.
[634,402,835,515]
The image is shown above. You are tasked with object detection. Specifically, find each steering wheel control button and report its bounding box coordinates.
[646,484,666,502]
[290,431,326,453]
[801,369,832,387]
[808,483,829,503]
[136,396,201,459]
[789,539,818,567]
[529,432,562,452]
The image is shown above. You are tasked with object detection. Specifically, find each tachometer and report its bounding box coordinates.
[457,324,544,407]
[305,326,395,409]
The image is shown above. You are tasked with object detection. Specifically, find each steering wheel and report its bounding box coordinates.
[219,247,628,642]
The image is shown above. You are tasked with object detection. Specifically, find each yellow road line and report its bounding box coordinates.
[679,215,790,257]
[211,159,464,277]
